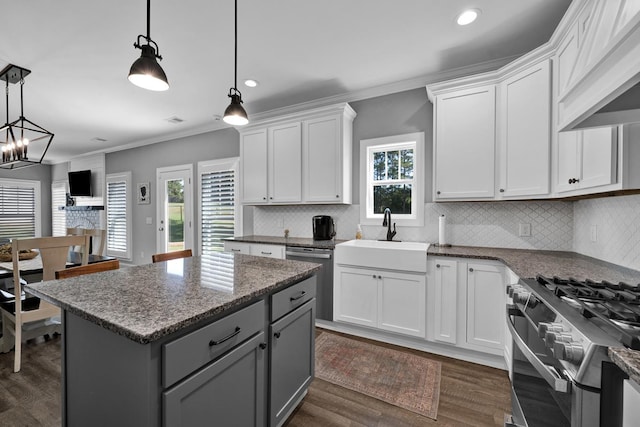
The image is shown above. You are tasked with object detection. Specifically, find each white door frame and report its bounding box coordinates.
[156,164,194,253]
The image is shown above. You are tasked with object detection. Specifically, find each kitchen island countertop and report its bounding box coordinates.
[24,253,320,344]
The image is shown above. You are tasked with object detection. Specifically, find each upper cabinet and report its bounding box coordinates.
[433,85,496,200]
[240,103,355,205]
[497,59,551,198]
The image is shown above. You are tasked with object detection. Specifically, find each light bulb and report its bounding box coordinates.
[457,9,480,26]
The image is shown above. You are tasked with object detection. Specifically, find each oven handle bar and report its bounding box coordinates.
[506,309,571,394]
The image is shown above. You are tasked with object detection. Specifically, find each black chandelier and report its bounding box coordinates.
[128,0,169,91]
[0,64,54,170]
[223,0,249,126]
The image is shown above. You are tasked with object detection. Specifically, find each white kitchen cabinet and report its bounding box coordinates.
[334,265,426,338]
[240,130,268,204]
[497,59,551,198]
[268,122,302,203]
[240,122,301,205]
[303,107,355,204]
[466,262,506,352]
[556,127,617,194]
[240,103,355,205]
[427,257,505,356]
[223,241,285,259]
[431,259,457,344]
[433,84,496,200]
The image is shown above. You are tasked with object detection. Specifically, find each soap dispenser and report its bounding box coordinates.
[355,224,363,240]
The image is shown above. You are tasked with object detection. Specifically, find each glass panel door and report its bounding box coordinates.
[157,165,193,254]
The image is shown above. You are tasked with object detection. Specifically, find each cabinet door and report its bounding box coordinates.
[498,60,551,197]
[241,129,268,203]
[466,263,505,352]
[269,122,302,203]
[433,259,457,344]
[334,266,378,327]
[378,271,426,338]
[303,115,342,202]
[580,126,617,189]
[434,85,496,199]
[163,332,266,427]
[270,300,315,427]
[556,131,581,193]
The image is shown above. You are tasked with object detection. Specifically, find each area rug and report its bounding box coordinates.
[315,332,441,420]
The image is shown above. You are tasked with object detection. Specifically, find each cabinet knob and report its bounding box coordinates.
[269,196,273,200]
[372,274,376,279]
[437,190,441,195]
[436,264,441,268]
[259,342,267,350]
[274,332,281,339]
[469,267,474,272]
[336,195,339,198]
[499,189,505,193]
[263,197,267,200]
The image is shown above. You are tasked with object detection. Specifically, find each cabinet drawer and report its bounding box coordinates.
[224,241,250,254]
[271,276,316,321]
[250,243,285,259]
[162,300,265,388]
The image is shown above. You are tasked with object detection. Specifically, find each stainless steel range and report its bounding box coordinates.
[506,275,638,427]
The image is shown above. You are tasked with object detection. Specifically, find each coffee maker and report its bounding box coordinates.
[312,216,335,240]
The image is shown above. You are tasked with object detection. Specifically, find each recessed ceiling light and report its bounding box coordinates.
[166,116,185,124]
[456,9,480,26]
[91,137,108,143]
[244,79,259,88]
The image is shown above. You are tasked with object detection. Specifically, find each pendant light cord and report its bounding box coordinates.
[234,0,238,91]
[146,0,151,41]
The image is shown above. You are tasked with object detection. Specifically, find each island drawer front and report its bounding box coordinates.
[162,300,265,388]
[271,276,317,321]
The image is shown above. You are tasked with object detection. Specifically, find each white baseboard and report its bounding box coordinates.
[315,319,507,371]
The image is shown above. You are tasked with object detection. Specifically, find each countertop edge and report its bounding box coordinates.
[609,347,640,385]
[25,267,320,345]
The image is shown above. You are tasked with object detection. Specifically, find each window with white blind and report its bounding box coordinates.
[106,172,131,259]
[0,178,41,239]
[198,158,240,255]
[51,181,67,236]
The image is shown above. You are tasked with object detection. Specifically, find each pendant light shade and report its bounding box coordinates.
[129,0,169,91]
[223,0,249,126]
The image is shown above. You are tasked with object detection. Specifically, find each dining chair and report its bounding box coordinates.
[0,235,90,372]
[152,249,193,263]
[67,227,107,256]
[55,259,119,280]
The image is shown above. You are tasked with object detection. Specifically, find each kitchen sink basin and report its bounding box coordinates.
[334,240,429,273]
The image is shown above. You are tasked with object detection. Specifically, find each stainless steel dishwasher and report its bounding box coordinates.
[285,246,333,321]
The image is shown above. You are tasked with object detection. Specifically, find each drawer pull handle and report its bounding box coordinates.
[261,251,272,255]
[259,342,267,350]
[209,327,241,346]
[231,249,241,252]
[469,267,474,272]
[274,332,281,339]
[290,291,306,301]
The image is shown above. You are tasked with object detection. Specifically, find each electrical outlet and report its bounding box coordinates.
[146,216,153,225]
[141,251,145,259]
[590,225,598,242]
[519,223,531,237]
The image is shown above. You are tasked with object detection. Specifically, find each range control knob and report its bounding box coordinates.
[512,290,531,305]
[544,331,573,348]
[554,342,584,364]
[538,322,564,339]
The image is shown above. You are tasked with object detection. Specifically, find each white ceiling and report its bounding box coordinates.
[1,0,571,164]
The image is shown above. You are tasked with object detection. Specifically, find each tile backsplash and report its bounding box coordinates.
[573,194,640,271]
[253,200,574,251]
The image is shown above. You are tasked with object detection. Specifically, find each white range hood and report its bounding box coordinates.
[558,0,640,131]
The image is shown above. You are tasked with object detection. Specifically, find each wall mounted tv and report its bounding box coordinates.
[68,170,92,197]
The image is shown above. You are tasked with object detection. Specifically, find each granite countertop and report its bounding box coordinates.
[427,245,640,283]
[226,235,346,249]
[609,347,640,384]
[25,254,320,344]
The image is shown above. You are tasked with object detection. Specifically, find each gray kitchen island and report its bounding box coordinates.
[25,253,320,427]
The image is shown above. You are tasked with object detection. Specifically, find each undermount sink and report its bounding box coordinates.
[334,239,429,273]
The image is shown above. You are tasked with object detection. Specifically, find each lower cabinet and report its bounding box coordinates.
[269,299,315,427]
[163,332,266,427]
[427,257,506,355]
[334,265,426,338]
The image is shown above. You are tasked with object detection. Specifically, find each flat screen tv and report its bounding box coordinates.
[68,170,92,197]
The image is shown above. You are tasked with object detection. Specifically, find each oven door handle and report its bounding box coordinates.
[506,310,571,394]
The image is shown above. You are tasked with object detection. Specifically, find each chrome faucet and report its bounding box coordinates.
[382,208,397,241]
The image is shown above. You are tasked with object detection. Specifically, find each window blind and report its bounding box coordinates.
[200,169,235,254]
[51,181,67,236]
[106,175,130,259]
[0,182,36,239]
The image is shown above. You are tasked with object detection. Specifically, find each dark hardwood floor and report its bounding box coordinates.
[0,330,511,427]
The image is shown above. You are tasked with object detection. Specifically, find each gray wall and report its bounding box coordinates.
[106,127,239,265]
[350,88,433,204]
[0,164,53,237]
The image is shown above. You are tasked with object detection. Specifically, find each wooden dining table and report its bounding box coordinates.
[0,251,117,282]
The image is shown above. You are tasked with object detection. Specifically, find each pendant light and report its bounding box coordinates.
[223,0,249,126]
[0,64,54,170]
[128,0,169,91]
